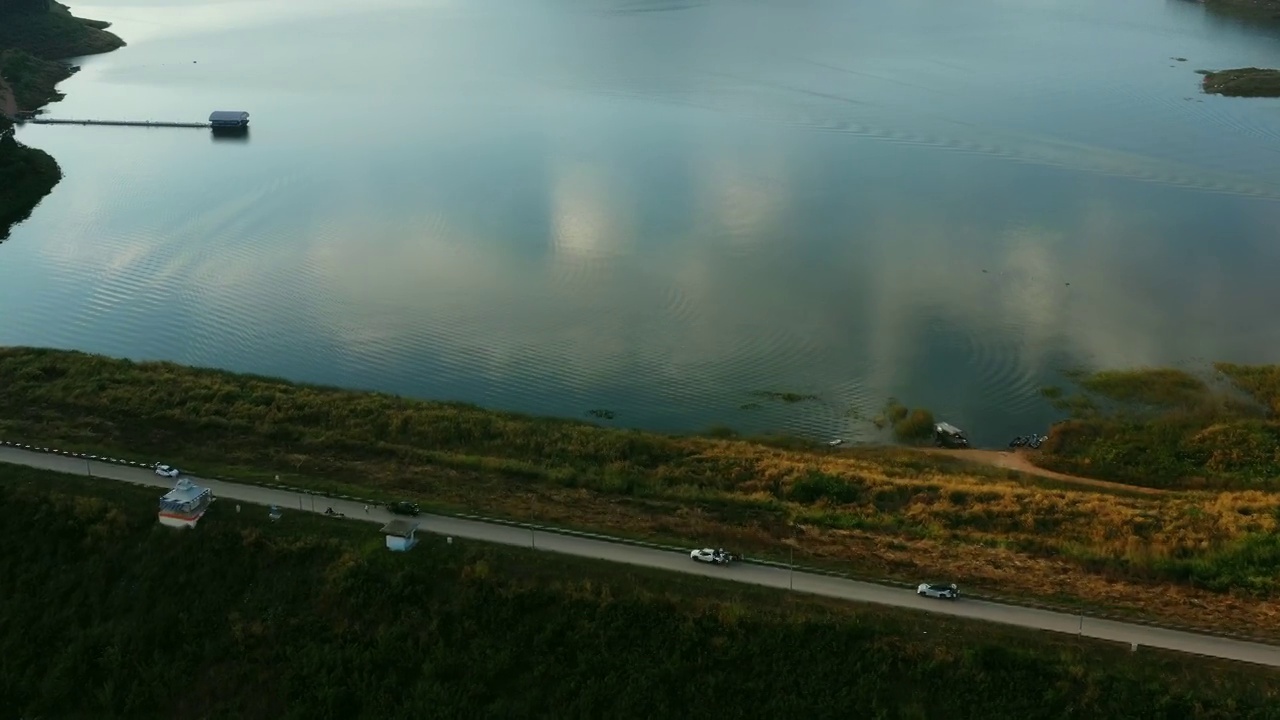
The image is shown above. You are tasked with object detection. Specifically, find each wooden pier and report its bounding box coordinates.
[21,118,211,129]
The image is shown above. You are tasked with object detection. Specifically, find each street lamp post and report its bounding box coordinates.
[789,522,800,591]
[86,459,92,477]
[531,527,536,549]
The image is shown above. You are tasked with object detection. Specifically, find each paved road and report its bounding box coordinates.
[3,445,1279,668]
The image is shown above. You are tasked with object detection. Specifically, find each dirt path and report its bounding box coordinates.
[0,75,16,118]
[921,448,1169,495]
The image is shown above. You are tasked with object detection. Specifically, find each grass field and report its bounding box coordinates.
[2,347,1280,640]
[2,465,1277,720]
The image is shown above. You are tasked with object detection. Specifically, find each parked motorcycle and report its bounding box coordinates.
[1009,433,1047,449]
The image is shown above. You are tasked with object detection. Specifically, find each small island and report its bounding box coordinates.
[1202,66,1280,97]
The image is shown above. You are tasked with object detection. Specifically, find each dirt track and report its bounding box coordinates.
[921,447,1168,495]
[0,76,16,118]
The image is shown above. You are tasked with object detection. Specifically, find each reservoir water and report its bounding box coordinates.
[3,0,1280,445]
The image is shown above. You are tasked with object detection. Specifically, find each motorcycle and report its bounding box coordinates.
[1009,433,1047,449]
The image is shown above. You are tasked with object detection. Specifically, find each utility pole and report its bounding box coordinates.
[789,522,799,591]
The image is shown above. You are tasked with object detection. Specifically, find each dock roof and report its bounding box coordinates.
[381,519,419,538]
[160,478,208,504]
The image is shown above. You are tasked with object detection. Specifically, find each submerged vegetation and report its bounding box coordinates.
[1202,67,1280,97]
[873,399,936,443]
[1036,364,1280,491]
[4,348,1280,638]
[2,467,1278,719]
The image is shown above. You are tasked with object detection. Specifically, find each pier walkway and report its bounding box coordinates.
[21,118,211,129]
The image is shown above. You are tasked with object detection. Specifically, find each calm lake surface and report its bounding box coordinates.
[4,0,1280,444]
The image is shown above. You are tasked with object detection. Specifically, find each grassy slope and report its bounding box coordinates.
[1,465,1276,720]
[0,47,74,109]
[2,347,1280,640]
[0,3,123,61]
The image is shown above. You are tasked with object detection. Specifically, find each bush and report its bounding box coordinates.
[788,472,865,505]
[893,408,935,443]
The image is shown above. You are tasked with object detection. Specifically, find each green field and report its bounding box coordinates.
[1,465,1276,719]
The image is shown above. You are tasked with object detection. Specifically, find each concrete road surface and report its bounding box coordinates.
[3,445,1279,668]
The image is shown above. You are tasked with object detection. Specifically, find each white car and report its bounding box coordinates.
[917,582,959,600]
[153,463,181,478]
[690,548,733,565]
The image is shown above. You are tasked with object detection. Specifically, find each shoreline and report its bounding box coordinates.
[3,346,1280,639]
[0,1,125,240]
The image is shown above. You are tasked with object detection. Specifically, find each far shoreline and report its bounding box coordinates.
[0,1,126,241]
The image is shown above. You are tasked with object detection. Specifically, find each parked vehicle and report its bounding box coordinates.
[690,548,735,565]
[388,501,421,516]
[153,463,181,478]
[1009,433,1046,449]
[933,422,970,449]
[916,582,960,600]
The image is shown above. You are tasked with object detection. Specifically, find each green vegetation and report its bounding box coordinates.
[873,399,936,443]
[750,390,821,404]
[5,347,1280,640]
[0,48,72,109]
[0,1,123,61]
[2,467,1277,720]
[0,0,125,240]
[1037,365,1280,491]
[1202,67,1280,97]
[1202,0,1280,23]
[0,119,60,241]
